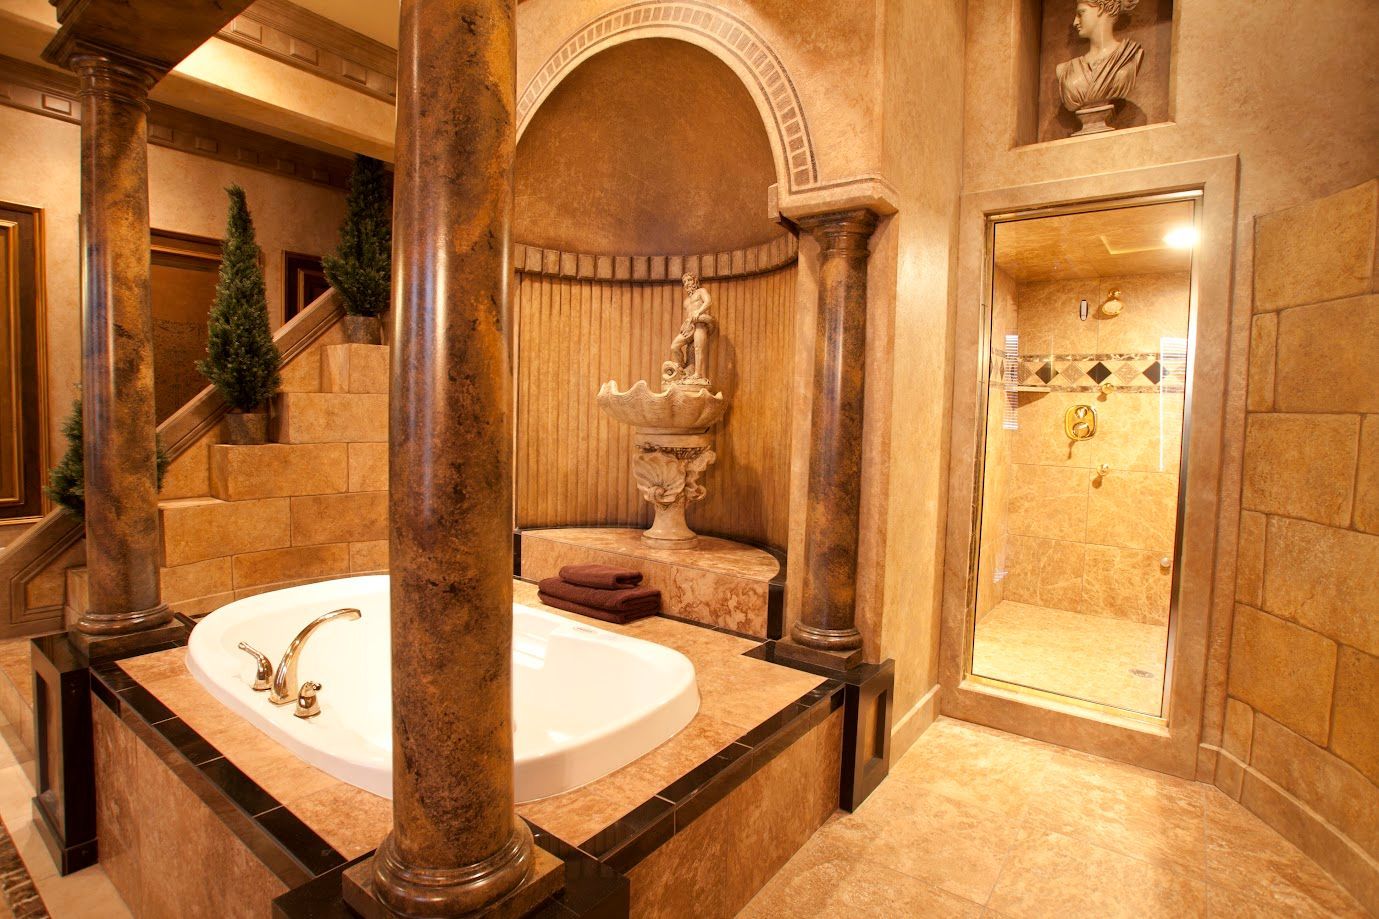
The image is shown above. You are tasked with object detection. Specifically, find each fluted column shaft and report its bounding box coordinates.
[791,209,878,660]
[74,53,170,637]
[369,0,533,915]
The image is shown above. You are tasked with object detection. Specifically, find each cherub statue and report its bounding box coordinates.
[663,273,716,387]
[1056,0,1143,135]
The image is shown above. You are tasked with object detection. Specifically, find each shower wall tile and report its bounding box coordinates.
[1262,516,1379,657]
[1248,712,1379,860]
[1234,511,1266,608]
[1008,463,1088,542]
[1330,646,1379,787]
[1014,278,1098,355]
[1003,535,1084,611]
[1354,416,1379,535]
[1080,545,1171,625]
[1227,604,1337,746]
[1246,314,1277,412]
[1086,470,1178,552]
[1241,414,1360,527]
[1275,295,1379,414]
[1254,179,1377,312]
[1094,273,1191,354]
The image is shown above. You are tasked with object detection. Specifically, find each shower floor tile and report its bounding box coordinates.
[972,600,1168,715]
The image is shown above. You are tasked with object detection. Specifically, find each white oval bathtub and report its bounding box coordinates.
[185,575,699,802]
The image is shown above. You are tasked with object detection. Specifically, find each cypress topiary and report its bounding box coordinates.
[322,155,392,317]
[198,185,281,412]
[46,397,170,519]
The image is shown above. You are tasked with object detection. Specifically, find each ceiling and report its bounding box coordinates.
[290,0,400,47]
[994,200,1196,282]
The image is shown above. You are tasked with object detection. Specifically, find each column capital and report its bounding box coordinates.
[796,208,879,255]
[68,48,158,110]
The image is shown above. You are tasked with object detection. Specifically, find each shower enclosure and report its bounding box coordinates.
[967,195,1199,719]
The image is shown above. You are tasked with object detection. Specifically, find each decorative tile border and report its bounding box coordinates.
[998,351,1188,394]
[517,1,819,192]
[513,235,797,283]
[218,0,397,103]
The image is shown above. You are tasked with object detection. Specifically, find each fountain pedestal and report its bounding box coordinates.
[632,429,716,549]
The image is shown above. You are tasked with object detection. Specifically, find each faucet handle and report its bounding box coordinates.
[294,681,323,719]
[237,642,274,692]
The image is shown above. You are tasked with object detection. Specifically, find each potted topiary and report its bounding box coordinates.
[199,185,282,445]
[46,396,169,518]
[322,155,392,344]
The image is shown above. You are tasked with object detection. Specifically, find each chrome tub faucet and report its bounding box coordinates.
[267,607,361,705]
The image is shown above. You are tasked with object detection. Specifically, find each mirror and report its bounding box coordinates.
[969,195,1198,718]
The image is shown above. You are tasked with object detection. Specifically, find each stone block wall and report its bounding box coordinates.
[1221,178,1379,913]
[151,336,391,616]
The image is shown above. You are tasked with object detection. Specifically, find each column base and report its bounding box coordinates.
[343,825,564,919]
[70,615,185,661]
[773,637,863,671]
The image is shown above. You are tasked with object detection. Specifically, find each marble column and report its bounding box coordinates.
[72,53,171,639]
[787,209,878,668]
[350,0,537,915]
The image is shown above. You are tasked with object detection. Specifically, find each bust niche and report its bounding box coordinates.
[1014,0,1174,144]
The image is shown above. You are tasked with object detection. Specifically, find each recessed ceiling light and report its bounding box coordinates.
[1163,226,1199,249]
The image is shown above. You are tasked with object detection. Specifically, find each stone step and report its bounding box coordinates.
[321,343,389,394]
[209,443,350,500]
[0,635,35,760]
[274,392,388,444]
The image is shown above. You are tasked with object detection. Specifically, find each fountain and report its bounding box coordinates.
[597,273,726,549]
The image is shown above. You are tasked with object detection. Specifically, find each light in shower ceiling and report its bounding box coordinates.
[1163,225,1199,249]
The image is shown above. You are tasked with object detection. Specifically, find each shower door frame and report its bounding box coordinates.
[938,156,1240,779]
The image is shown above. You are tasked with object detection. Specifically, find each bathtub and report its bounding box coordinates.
[185,576,699,802]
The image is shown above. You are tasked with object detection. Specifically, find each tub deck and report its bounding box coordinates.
[99,576,827,872]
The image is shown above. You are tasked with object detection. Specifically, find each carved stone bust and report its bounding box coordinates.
[1056,0,1143,136]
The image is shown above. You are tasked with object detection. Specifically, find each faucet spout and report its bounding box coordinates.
[269,608,361,705]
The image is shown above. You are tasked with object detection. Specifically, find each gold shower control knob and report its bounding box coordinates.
[1064,404,1098,441]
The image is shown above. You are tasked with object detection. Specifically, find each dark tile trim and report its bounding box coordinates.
[91,625,845,899]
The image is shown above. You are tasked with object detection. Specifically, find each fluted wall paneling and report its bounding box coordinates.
[515,264,796,550]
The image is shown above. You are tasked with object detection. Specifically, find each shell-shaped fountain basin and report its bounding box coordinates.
[597,379,726,432]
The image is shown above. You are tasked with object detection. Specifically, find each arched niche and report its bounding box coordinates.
[515,38,786,255]
[518,3,818,195]
[512,37,799,553]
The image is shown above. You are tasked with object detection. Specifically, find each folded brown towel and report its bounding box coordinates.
[538,591,658,626]
[558,564,643,590]
[537,577,661,613]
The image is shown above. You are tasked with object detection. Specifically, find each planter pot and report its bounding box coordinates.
[224,409,269,445]
[342,314,383,345]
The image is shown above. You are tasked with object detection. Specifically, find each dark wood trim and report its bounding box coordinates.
[219,0,397,103]
[280,251,328,324]
[0,55,352,191]
[0,202,49,521]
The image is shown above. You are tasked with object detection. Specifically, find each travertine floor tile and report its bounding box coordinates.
[814,779,1023,903]
[739,832,984,919]
[986,827,1206,918]
[744,718,1364,918]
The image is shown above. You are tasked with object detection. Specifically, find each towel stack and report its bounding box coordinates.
[537,564,661,625]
